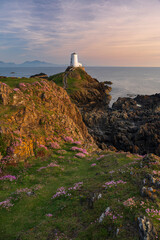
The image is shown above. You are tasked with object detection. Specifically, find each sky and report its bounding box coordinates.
[1,0,160,66]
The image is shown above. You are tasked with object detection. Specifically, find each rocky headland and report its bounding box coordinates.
[0,76,95,163]
[0,69,160,240]
[50,67,160,156]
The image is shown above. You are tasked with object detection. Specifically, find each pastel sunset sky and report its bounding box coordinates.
[1,0,160,66]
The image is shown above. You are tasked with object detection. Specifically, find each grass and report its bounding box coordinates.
[0,77,40,88]
[48,72,64,88]
[0,145,160,240]
[49,68,90,96]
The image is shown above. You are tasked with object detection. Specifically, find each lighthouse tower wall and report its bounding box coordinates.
[70,53,82,67]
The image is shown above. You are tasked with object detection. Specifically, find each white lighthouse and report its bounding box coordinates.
[70,53,82,67]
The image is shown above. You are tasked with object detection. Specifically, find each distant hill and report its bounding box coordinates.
[0,60,63,67]
[0,61,16,67]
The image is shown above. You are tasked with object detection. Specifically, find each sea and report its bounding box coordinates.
[0,66,160,106]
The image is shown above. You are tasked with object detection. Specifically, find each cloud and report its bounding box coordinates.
[1,0,160,65]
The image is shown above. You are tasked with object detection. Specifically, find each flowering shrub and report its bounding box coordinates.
[91,163,96,167]
[39,145,48,151]
[57,150,66,154]
[37,166,47,171]
[16,188,31,194]
[64,136,74,143]
[96,155,105,160]
[103,180,126,188]
[74,141,81,145]
[145,207,160,219]
[52,182,83,199]
[49,142,60,149]
[0,175,16,181]
[153,170,160,175]
[0,198,13,209]
[13,88,20,92]
[68,182,83,190]
[52,187,66,199]
[47,163,60,168]
[1,82,7,86]
[70,147,88,154]
[46,213,53,217]
[19,83,26,87]
[37,162,60,171]
[123,197,136,208]
[75,153,85,158]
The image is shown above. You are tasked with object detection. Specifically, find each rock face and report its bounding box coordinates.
[82,94,160,156]
[53,68,159,156]
[30,73,48,80]
[138,216,157,240]
[0,79,95,162]
[61,67,112,109]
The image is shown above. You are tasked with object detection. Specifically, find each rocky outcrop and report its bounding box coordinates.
[82,94,160,156]
[61,67,112,110]
[52,68,159,156]
[138,216,157,240]
[0,79,95,163]
[30,73,48,80]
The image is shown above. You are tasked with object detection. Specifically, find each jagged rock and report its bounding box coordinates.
[141,186,156,200]
[138,216,157,240]
[30,73,48,79]
[81,94,160,155]
[0,82,13,105]
[147,174,156,185]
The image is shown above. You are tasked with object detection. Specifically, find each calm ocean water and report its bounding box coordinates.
[0,66,160,105]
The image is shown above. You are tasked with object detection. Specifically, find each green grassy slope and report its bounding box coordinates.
[0,77,40,88]
[0,143,159,240]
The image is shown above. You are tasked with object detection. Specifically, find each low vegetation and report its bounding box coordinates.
[0,77,40,88]
[0,141,159,239]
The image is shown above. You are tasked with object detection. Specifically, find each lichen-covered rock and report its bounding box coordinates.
[0,82,13,105]
[0,79,96,162]
[138,216,157,240]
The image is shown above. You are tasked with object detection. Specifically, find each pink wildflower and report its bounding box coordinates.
[0,175,16,181]
[39,145,48,151]
[47,163,60,168]
[75,153,85,158]
[103,180,126,188]
[37,166,47,171]
[97,155,105,160]
[64,136,74,143]
[50,142,60,149]
[52,187,66,199]
[16,188,31,194]
[123,198,136,207]
[13,88,20,92]
[46,213,53,217]
[91,163,96,167]
[19,83,26,87]
[74,141,81,145]
[70,147,88,154]
[0,199,13,208]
